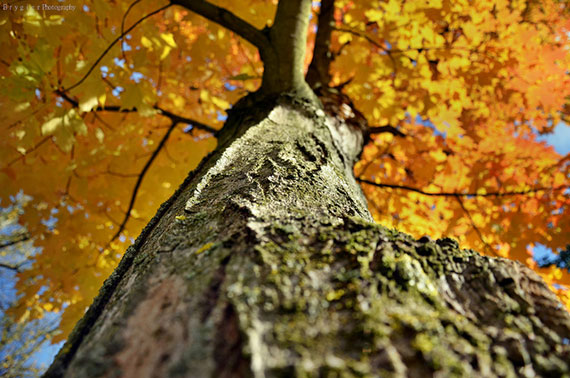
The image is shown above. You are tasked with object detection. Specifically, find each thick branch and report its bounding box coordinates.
[170,0,269,51]
[263,0,314,97]
[172,0,316,100]
[357,178,570,198]
[306,0,335,88]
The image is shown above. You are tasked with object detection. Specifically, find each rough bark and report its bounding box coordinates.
[45,96,570,378]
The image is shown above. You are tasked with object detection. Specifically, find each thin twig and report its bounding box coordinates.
[454,195,498,257]
[357,178,569,198]
[108,120,180,243]
[56,89,218,134]
[63,4,171,92]
[121,0,143,61]
[6,137,51,167]
[0,262,23,272]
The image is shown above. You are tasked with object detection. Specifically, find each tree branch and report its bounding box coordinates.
[0,234,30,251]
[265,0,314,95]
[306,0,335,88]
[63,4,171,92]
[56,89,218,134]
[109,120,180,244]
[121,0,143,61]
[357,178,570,198]
[454,195,498,257]
[333,26,481,56]
[170,0,269,51]
[6,137,51,167]
[0,262,24,272]
[158,108,217,134]
[333,26,389,52]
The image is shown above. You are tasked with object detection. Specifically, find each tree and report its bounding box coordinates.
[1,0,569,376]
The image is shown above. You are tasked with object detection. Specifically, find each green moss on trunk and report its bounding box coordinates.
[45,98,570,378]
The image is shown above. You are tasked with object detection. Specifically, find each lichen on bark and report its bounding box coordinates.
[45,97,570,378]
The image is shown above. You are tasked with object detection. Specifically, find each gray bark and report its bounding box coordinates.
[45,96,570,378]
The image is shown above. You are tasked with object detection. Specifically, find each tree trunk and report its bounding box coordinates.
[45,96,570,378]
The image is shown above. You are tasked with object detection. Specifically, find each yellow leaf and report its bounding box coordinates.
[365,9,383,23]
[95,128,104,143]
[160,33,177,48]
[211,96,230,109]
[338,33,352,45]
[42,303,54,311]
[160,46,172,60]
[41,117,62,136]
[200,89,210,102]
[79,96,99,113]
[141,36,153,49]
[14,102,30,112]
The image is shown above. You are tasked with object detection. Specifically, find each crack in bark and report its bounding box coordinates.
[200,255,231,322]
[213,304,251,378]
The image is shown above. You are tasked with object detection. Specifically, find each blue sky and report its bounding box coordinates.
[533,122,570,262]
[537,122,570,156]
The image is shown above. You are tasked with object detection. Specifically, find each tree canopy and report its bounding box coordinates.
[0,0,569,343]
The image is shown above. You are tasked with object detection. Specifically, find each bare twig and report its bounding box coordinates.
[6,137,51,167]
[121,0,143,61]
[56,89,218,134]
[357,178,569,198]
[454,195,498,257]
[63,4,171,92]
[0,262,24,272]
[108,120,180,243]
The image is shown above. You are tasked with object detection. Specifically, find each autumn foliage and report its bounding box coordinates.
[0,0,569,342]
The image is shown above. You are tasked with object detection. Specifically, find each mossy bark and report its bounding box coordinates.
[45,96,570,378]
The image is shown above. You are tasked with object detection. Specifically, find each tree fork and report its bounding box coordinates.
[173,0,317,102]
